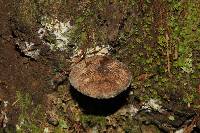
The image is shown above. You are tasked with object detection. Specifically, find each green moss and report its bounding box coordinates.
[80,115,106,128]
[14,0,39,28]
[53,119,68,133]
[16,91,44,133]
[169,0,200,73]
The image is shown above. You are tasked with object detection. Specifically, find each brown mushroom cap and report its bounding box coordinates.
[69,55,132,99]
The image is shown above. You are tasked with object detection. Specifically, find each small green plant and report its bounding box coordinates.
[182,91,197,107]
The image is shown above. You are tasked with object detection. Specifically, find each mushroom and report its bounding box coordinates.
[69,55,132,99]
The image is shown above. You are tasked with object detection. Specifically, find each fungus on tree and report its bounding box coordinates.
[69,55,132,99]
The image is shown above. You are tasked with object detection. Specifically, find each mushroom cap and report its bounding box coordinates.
[69,55,132,99]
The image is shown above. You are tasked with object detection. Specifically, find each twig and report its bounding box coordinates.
[12,99,19,106]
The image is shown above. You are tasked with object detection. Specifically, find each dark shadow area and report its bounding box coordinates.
[70,85,131,116]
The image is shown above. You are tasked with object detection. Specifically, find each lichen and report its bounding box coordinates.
[40,16,73,51]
